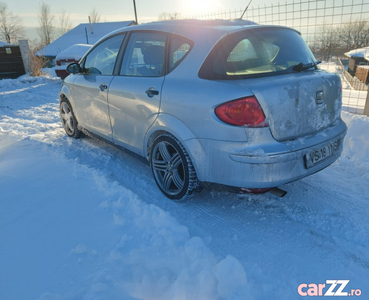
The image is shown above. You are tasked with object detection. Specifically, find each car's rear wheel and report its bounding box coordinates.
[150,134,200,200]
[60,99,81,138]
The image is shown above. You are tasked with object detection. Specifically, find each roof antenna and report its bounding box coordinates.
[240,0,253,20]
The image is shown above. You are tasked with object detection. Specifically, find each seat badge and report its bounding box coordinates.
[316,91,324,105]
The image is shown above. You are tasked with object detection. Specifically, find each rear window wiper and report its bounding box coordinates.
[292,60,321,72]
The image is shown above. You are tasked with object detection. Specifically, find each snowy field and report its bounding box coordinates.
[0,69,368,300]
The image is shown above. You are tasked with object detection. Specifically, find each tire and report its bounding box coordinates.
[60,99,81,138]
[150,134,200,200]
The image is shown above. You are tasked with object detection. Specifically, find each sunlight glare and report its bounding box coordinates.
[182,0,224,17]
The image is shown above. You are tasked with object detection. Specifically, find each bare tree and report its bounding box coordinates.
[58,10,73,37]
[316,23,341,61]
[90,8,101,23]
[0,2,24,44]
[158,12,181,20]
[38,3,55,47]
[340,20,369,51]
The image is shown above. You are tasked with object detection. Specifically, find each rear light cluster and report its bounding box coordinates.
[215,96,267,127]
[56,59,78,67]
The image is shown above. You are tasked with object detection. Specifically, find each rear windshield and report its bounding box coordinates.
[199,27,317,80]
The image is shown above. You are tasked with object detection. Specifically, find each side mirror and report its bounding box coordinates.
[67,63,81,74]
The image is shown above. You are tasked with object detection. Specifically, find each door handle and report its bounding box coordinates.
[99,83,108,91]
[145,88,159,98]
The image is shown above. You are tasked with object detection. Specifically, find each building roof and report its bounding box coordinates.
[345,47,369,61]
[36,21,135,58]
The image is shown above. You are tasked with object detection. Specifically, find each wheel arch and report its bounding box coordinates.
[59,84,72,103]
[59,85,82,127]
[145,114,207,182]
[59,96,82,138]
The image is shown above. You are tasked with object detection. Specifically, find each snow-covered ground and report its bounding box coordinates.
[0,69,368,300]
[320,62,368,115]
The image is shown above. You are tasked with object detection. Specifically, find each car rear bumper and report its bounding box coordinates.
[185,119,347,189]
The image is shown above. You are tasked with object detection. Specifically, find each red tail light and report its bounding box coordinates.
[215,96,267,127]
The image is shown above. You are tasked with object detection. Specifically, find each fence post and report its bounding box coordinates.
[364,92,369,117]
[18,40,32,74]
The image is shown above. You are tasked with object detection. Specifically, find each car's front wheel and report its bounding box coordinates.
[60,98,81,138]
[150,134,200,200]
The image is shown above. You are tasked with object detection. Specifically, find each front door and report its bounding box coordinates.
[72,34,125,140]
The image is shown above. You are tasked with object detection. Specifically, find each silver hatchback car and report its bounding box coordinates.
[59,19,347,200]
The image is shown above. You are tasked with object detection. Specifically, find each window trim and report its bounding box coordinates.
[79,29,195,78]
[167,33,194,74]
[110,30,194,78]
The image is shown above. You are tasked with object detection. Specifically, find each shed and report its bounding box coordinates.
[0,43,25,79]
[345,47,369,76]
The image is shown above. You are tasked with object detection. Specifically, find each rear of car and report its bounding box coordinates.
[161,25,346,190]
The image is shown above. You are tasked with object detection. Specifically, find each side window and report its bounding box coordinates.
[83,34,125,75]
[120,32,167,77]
[169,35,192,72]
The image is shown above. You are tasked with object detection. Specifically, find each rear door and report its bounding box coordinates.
[72,34,125,140]
[108,32,167,155]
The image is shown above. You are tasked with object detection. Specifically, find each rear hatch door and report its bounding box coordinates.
[235,71,342,141]
[199,26,342,141]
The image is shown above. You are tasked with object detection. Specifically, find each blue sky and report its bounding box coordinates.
[2,0,275,27]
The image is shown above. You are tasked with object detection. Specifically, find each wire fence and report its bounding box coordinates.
[185,0,369,115]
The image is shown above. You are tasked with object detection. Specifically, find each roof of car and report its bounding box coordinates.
[137,19,257,29]
[99,20,300,55]
[107,19,261,41]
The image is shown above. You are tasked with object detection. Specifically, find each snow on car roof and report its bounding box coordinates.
[55,44,92,61]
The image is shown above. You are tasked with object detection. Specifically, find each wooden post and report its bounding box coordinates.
[364,91,369,117]
[18,40,32,74]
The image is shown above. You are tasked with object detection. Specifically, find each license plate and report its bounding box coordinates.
[305,139,341,169]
